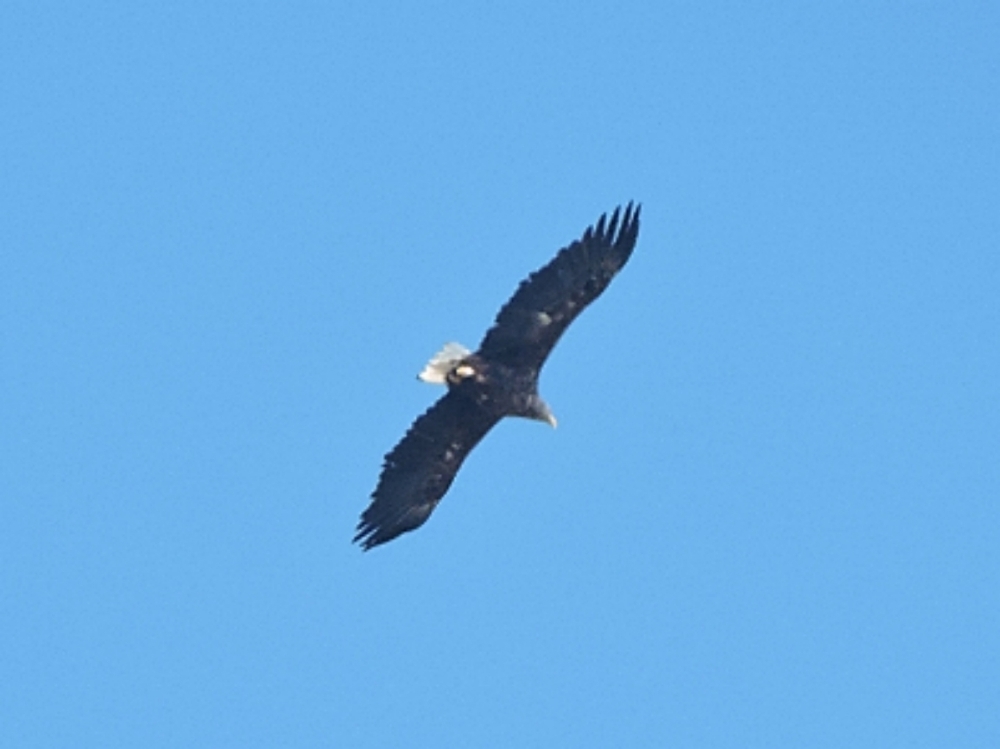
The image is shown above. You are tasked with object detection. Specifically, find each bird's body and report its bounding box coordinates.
[354,203,641,550]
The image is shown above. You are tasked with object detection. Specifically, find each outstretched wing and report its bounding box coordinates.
[477,203,641,371]
[354,389,500,550]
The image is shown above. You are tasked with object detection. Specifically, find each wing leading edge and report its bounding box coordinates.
[354,389,500,550]
[476,203,641,371]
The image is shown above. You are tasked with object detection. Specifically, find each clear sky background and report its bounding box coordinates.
[2,3,998,747]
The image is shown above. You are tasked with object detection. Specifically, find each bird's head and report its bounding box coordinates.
[526,395,558,429]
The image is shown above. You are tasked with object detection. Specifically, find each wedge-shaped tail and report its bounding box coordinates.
[417,342,472,384]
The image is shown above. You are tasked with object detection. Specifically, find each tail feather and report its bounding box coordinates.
[417,342,471,384]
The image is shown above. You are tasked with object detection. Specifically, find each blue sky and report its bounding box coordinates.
[2,2,998,746]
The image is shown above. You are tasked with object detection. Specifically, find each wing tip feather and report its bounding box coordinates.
[593,201,641,247]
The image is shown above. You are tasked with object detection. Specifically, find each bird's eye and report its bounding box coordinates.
[454,364,475,378]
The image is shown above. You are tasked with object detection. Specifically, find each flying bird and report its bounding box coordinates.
[354,203,641,550]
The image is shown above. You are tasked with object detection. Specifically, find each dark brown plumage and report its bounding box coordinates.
[354,203,641,550]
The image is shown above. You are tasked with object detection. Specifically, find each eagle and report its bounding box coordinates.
[354,203,642,550]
